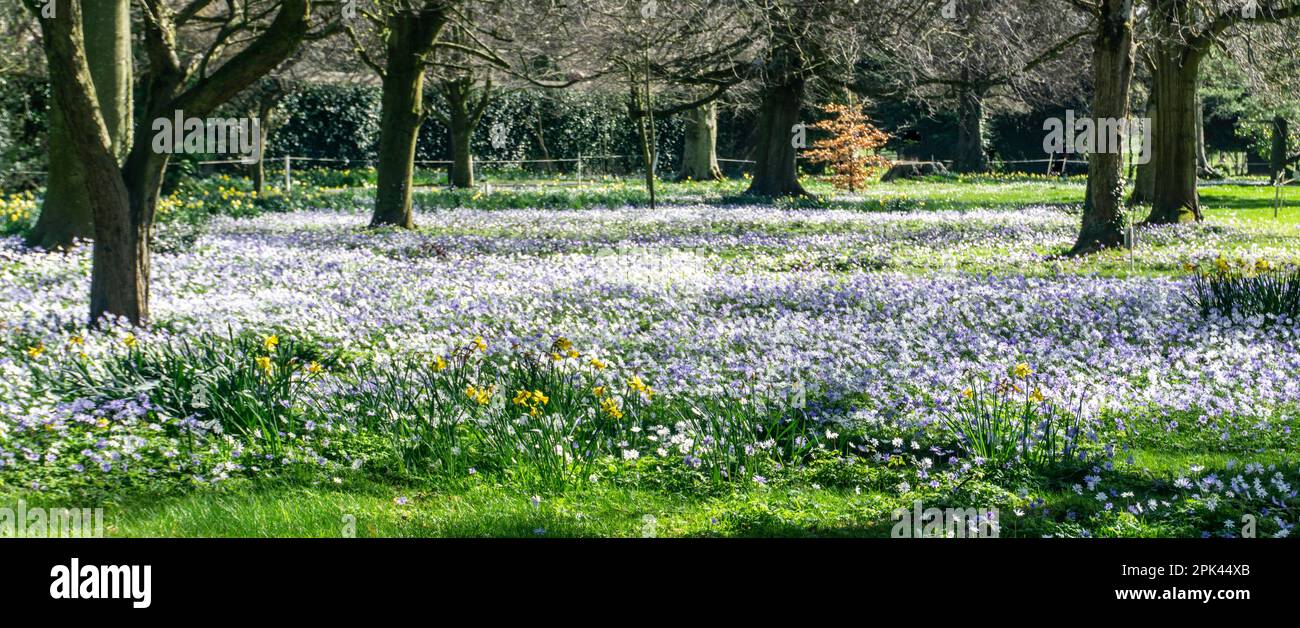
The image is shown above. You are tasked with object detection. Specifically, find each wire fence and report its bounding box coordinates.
[4,151,1294,192]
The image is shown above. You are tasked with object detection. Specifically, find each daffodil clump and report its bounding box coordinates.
[0,191,36,235]
[1185,255,1300,323]
[943,362,1093,470]
[0,327,349,495]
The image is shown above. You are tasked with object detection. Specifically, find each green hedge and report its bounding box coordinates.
[271,83,687,175]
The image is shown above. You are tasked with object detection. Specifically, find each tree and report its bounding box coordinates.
[27,0,322,325]
[349,0,518,225]
[537,1,756,203]
[1139,0,1300,224]
[25,0,130,250]
[1199,23,1300,183]
[803,103,890,192]
[1069,0,1138,255]
[428,6,511,190]
[678,99,723,181]
[349,1,454,228]
[868,0,1090,174]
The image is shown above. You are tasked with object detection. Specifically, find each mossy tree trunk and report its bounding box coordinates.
[27,0,131,250]
[33,0,311,325]
[1071,0,1136,255]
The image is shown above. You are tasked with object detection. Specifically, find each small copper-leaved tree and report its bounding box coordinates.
[804,104,892,192]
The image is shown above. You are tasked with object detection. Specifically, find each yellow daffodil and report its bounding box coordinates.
[1013,363,1032,379]
[472,336,487,352]
[255,355,273,375]
[26,343,45,359]
[122,333,137,348]
[589,358,606,370]
[961,388,973,400]
[263,335,279,351]
[68,335,84,346]
[465,384,494,405]
[600,397,624,420]
[1030,388,1045,403]
[305,361,323,375]
[592,385,606,398]
[432,355,447,371]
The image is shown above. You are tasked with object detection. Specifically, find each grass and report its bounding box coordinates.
[77,479,907,538]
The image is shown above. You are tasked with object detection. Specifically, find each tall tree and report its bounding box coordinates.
[532,1,754,200]
[348,0,515,225]
[743,1,818,197]
[428,7,510,190]
[370,3,451,227]
[1139,0,1300,224]
[26,0,130,250]
[678,100,723,181]
[869,0,1090,174]
[1069,0,1138,255]
[1199,21,1300,183]
[27,0,321,325]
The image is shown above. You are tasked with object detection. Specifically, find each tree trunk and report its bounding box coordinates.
[449,126,474,188]
[249,102,274,195]
[954,83,989,174]
[745,77,808,197]
[532,104,553,175]
[1195,94,1222,179]
[1071,0,1136,255]
[35,1,141,323]
[639,82,657,208]
[1130,89,1155,205]
[1271,116,1289,183]
[250,149,266,194]
[678,102,723,181]
[440,77,490,189]
[371,12,447,227]
[373,62,423,227]
[36,0,311,326]
[27,0,131,250]
[1142,51,1202,224]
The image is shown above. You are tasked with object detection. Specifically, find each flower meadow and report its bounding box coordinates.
[2,197,1299,537]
